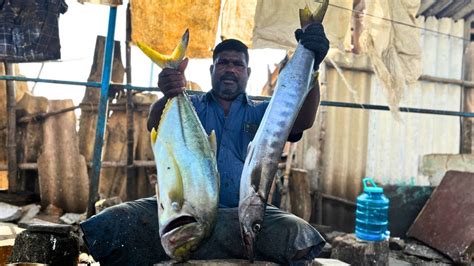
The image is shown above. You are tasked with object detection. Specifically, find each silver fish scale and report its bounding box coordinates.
[238,43,315,249]
[246,44,314,195]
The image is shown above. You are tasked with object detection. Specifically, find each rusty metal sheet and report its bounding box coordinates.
[407,171,474,263]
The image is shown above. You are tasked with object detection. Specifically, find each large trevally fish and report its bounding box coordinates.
[138,30,220,262]
[238,1,329,260]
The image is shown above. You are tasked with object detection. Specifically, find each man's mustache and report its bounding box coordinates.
[221,73,238,81]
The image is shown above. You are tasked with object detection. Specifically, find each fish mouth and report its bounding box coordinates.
[161,215,197,236]
[160,216,206,261]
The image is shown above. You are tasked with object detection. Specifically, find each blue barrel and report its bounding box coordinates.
[355,178,390,241]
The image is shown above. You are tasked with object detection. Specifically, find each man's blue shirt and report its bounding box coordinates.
[190,92,268,208]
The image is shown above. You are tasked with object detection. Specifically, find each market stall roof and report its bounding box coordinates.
[418,0,473,20]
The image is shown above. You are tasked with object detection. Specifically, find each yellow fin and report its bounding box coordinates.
[137,29,189,69]
[167,145,184,205]
[209,130,217,155]
[150,127,158,144]
[299,5,314,28]
[299,0,329,27]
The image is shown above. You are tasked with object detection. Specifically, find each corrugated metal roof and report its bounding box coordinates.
[418,0,473,20]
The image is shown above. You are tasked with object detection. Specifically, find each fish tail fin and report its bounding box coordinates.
[137,29,189,69]
[299,0,329,27]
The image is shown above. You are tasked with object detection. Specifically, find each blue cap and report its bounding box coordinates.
[363,178,383,193]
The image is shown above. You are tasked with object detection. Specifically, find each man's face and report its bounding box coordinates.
[210,50,251,101]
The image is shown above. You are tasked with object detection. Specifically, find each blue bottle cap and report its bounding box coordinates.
[363,178,383,193]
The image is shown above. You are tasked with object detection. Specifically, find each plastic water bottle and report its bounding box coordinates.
[355,178,390,241]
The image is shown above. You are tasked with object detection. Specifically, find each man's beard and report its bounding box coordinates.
[213,84,243,100]
[212,74,244,100]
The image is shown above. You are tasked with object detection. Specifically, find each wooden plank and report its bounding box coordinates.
[0,171,7,190]
[289,168,311,221]
[462,43,474,153]
[38,100,89,213]
[5,63,18,193]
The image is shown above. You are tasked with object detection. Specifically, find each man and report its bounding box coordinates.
[81,23,329,265]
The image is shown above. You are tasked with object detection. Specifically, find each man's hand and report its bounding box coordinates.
[294,23,329,70]
[157,58,189,98]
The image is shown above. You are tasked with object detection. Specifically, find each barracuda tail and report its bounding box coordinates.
[299,0,329,27]
[137,29,189,69]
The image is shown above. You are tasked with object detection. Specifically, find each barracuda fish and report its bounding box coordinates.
[238,0,329,260]
[139,30,220,262]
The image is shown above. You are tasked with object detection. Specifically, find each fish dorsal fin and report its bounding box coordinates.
[137,29,189,69]
[209,130,217,155]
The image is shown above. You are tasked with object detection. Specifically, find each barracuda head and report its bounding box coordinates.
[239,189,265,262]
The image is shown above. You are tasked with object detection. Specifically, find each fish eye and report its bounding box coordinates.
[252,222,262,233]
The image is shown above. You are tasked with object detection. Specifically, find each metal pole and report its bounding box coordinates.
[125,3,136,201]
[87,7,118,218]
[5,63,18,193]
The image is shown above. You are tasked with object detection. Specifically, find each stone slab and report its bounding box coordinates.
[419,154,474,186]
[311,258,349,265]
[8,230,79,265]
[18,219,72,236]
[155,260,277,265]
[0,203,22,222]
[331,233,389,266]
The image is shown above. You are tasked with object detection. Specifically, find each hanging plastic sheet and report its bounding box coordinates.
[220,0,257,48]
[220,0,353,53]
[359,0,422,116]
[0,0,68,62]
[131,0,221,59]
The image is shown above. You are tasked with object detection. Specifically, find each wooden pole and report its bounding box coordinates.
[5,63,18,193]
[125,3,137,201]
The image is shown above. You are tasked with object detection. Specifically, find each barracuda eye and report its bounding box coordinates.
[252,222,262,233]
